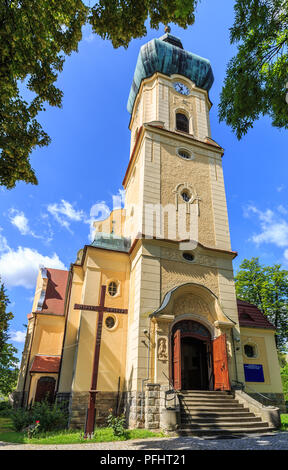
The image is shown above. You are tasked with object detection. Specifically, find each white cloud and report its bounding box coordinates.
[0,231,66,289]
[9,209,30,235]
[47,199,85,233]
[10,330,26,343]
[277,184,285,192]
[8,209,44,239]
[0,229,9,253]
[244,205,288,260]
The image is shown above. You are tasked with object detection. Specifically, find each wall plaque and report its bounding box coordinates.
[244,364,264,382]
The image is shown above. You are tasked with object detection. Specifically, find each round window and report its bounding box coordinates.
[177,148,192,160]
[181,190,191,202]
[105,316,116,329]
[183,252,194,262]
[108,281,118,297]
[244,344,257,358]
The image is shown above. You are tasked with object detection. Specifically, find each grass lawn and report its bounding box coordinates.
[281,414,288,431]
[0,416,166,445]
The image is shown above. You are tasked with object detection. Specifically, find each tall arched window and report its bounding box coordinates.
[176,112,189,133]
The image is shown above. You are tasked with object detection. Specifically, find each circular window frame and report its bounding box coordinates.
[182,252,195,263]
[243,342,258,359]
[180,189,192,203]
[176,148,194,161]
[107,280,119,298]
[104,314,118,331]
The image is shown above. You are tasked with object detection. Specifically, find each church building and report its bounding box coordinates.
[15,31,285,434]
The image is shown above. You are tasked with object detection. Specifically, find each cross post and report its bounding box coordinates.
[74,285,128,437]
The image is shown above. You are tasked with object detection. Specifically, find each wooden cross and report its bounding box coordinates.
[74,285,128,437]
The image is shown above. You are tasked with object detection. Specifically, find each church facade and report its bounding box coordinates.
[15,32,285,430]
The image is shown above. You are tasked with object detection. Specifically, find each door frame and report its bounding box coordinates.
[171,319,213,391]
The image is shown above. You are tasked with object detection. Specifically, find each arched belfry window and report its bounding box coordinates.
[176,112,189,133]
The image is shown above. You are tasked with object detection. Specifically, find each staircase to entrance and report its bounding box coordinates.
[177,390,276,436]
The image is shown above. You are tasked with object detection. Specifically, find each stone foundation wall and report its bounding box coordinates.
[56,392,71,413]
[247,392,287,413]
[68,391,123,429]
[123,391,145,428]
[145,383,160,429]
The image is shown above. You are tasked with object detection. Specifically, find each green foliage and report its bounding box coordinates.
[11,400,68,433]
[0,278,19,396]
[106,409,126,437]
[10,407,31,432]
[0,0,198,189]
[24,420,41,439]
[219,0,288,139]
[280,363,288,405]
[89,0,198,49]
[235,257,288,351]
[0,0,88,189]
[0,400,13,417]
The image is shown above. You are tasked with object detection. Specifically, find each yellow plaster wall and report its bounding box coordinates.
[161,258,219,300]
[71,248,130,393]
[16,317,35,392]
[241,328,283,393]
[57,266,84,393]
[30,315,64,357]
[160,142,216,247]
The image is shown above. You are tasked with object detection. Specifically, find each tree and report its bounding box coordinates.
[235,257,288,351]
[0,278,19,396]
[219,0,288,139]
[280,362,288,404]
[0,0,198,189]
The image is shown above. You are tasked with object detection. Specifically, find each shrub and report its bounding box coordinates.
[24,420,41,439]
[107,410,126,437]
[10,407,31,432]
[0,400,12,417]
[11,400,68,434]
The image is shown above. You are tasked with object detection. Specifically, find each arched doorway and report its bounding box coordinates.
[34,376,56,403]
[172,320,213,391]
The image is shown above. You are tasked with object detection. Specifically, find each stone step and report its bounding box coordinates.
[181,410,255,417]
[177,427,276,437]
[181,415,262,424]
[180,402,246,409]
[179,398,238,405]
[179,395,235,400]
[177,390,233,397]
[179,420,269,429]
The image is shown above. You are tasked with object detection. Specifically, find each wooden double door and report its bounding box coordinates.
[172,320,230,391]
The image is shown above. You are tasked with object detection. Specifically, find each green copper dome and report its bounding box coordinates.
[127,33,214,115]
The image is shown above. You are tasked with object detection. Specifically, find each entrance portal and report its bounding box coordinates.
[172,320,231,391]
[181,337,209,390]
[172,320,212,391]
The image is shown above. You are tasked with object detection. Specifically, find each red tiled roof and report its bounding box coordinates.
[40,268,69,315]
[237,299,275,330]
[30,355,61,373]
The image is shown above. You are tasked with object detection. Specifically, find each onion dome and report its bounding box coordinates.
[127,32,214,114]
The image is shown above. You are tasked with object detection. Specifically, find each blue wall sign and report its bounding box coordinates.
[244,364,264,382]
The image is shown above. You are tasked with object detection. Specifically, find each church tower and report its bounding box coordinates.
[122,31,246,428]
[15,29,284,433]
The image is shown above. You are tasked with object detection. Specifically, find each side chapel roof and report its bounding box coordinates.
[237,299,275,330]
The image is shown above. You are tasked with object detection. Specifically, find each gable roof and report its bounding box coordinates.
[237,299,275,330]
[37,268,69,316]
[30,355,61,373]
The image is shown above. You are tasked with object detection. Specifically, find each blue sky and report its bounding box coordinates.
[1,0,287,361]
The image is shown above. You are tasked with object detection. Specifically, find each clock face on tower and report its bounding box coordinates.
[173,82,190,96]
